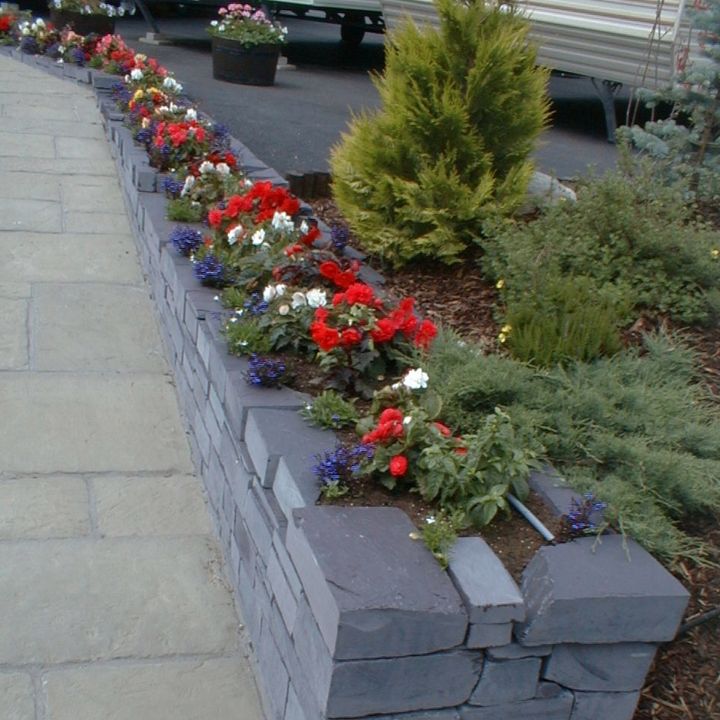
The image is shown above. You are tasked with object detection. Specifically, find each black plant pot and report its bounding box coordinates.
[211,37,280,86]
[49,9,115,36]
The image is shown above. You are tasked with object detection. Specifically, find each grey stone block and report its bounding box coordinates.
[91,70,119,90]
[460,683,573,720]
[528,467,582,518]
[543,643,657,691]
[244,484,275,557]
[285,685,306,720]
[257,620,290,720]
[222,364,308,442]
[327,651,479,718]
[133,161,157,192]
[292,599,335,708]
[245,407,335,490]
[287,506,468,659]
[517,536,689,645]
[372,711,461,720]
[271,452,321,524]
[448,537,525,624]
[466,623,513,649]
[357,264,385,287]
[570,690,640,720]
[267,546,299,632]
[469,657,541,706]
[487,643,552,660]
[247,167,289,187]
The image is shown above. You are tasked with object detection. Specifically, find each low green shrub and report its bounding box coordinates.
[503,275,628,366]
[426,329,720,562]
[485,170,720,326]
[330,0,549,267]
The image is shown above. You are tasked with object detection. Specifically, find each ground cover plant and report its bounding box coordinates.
[426,329,720,563]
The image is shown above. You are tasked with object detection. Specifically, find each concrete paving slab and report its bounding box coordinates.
[55,136,113,161]
[0,297,28,369]
[0,198,62,233]
[32,284,166,373]
[0,672,35,720]
[0,537,238,664]
[0,233,141,284]
[0,282,31,298]
[92,475,211,537]
[45,657,262,720]
[0,93,95,108]
[0,80,78,95]
[0,373,193,474]
[0,131,55,158]
[0,157,117,176]
[63,211,132,235]
[0,102,83,121]
[0,116,106,139]
[61,178,126,213]
[0,172,61,201]
[0,476,89,539]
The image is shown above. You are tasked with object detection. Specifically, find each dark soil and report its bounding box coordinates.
[309,197,720,720]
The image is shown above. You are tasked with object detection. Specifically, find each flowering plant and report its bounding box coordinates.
[354,371,539,526]
[308,286,436,395]
[225,282,327,356]
[164,153,246,221]
[55,29,97,64]
[208,4,287,47]
[89,36,167,77]
[49,0,132,16]
[149,119,212,172]
[17,18,58,54]
[0,10,28,44]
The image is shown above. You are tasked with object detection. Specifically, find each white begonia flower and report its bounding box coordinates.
[185,108,198,121]
[157,105,169,114]
[271,211,294,233]
[278,304,290,316]
[180,175,195,197]
[275,284,287,296]
[163,77,183,93]
[130,68,144,81]
[402,368,429,391]
[305,288,327,308]
[198,161,215,175]
[227,225,244,245]
[210,19,218,26]
[35,18,45,27]
[425,515,436,525]
[291,292,307,310]
[215,162,231,176]
[263,285,276,302]
[251,228,266,246]
[299,220,309,234]
[403,416,413,425]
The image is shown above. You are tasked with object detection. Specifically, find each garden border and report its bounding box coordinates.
[0,46,691,720]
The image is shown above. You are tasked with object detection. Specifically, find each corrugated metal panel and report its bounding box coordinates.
[381,0,696,88]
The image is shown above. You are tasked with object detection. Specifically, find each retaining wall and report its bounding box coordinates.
[1,47,691,720]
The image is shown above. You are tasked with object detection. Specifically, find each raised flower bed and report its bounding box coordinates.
[0,36,691,720]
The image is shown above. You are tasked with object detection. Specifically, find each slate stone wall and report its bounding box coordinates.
[2,47,691,720]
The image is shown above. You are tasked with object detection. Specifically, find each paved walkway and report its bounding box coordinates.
[0,55,263,720]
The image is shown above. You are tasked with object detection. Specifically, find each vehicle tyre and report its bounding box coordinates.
[340,18,365,46]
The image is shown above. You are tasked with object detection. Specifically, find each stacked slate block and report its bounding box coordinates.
[1,46,692,720]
